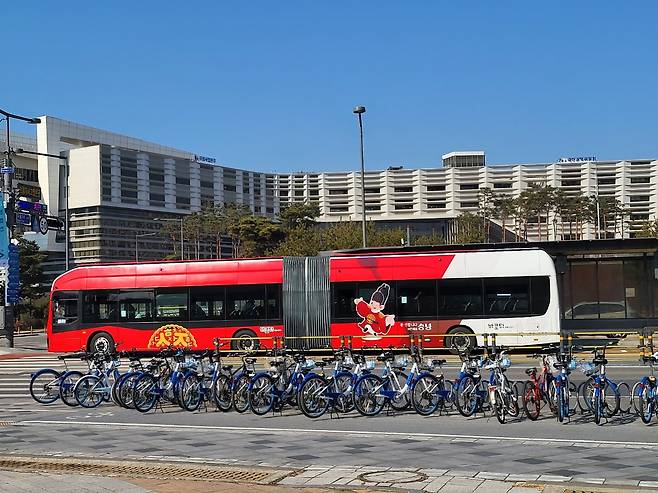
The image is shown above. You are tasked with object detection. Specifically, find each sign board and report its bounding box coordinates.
[17,183,41,200]
[15,212,31,226]
[194,154,217,164]
[6,244,19,304]
[16,200,47,215]
[0,167,15,174]
[557,157,597,163]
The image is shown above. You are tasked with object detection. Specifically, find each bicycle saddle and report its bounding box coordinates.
[432,359,447,367]
[222,365,234,371]
[315,361,327,368]
[322,357,335,364]
[525,367,537,376]
[593,358,608,365]
[243,357,257,365]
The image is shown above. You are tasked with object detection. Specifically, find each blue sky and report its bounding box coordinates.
[3,2,657,172]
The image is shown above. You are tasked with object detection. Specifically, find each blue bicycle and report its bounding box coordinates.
[248,348,315,415]
[635,352,658,424]
[551,346,577,423]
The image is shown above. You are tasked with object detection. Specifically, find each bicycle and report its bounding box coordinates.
[73,352,122,408]
[29,351,88,405]
[580,347,620,425]
[212,339,258,413]
[483,350,519,424]
[453,350,489,417]
[634,352,658,424]
[522,352,557,421]
[551,345,577,423]
[297,346,360,418]
[248,348,314,415]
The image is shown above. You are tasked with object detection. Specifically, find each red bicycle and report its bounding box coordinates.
[522,353,557,420]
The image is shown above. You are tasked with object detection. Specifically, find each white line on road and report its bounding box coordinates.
[14,419,658,448]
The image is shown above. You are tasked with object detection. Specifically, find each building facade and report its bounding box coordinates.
[5,116,658,278]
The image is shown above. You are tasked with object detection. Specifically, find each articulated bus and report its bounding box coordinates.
[47,249,560,353]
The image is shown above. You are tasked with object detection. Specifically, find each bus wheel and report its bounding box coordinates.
[89,332,115,354]
[232,329,259,351]
[447,326,476,354]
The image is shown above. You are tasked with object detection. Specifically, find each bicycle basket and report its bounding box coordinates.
[364,360,376,371]
[302,359,316,370]
[568,359,577,371]
[500,356,512,369]
[394,357,409,368]
[580,361,596,375]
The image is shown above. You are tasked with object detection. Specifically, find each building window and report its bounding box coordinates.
[394,187,413,193]
[224,184,236,192]
[493,182,512,189]
[561,180,580,187]
[329,189,348,195]
[330,207,349,213]
[460,202,478,208]
[630,196,649,203]
[427,185,446,192]
[394,204,414,210]
[427,202,446,209]
[598,178,616,185]
[365,187,380,194]
[460,184,478,190]
[631,177,650,184]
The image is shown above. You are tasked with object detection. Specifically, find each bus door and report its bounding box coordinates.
[50,291,81,351]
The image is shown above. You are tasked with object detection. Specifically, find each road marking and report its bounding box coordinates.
[15,419,658,448]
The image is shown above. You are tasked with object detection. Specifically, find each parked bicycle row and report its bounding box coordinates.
[27,340,658,425]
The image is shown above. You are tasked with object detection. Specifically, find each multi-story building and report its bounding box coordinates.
[4,116,658,281]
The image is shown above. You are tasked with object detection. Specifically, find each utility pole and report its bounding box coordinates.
[0,109,41,348]
[353,106,367,248]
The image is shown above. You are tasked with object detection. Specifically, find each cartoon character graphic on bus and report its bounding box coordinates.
[354,283,396,338]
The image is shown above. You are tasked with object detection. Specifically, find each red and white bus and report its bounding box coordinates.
[47,249,560,353]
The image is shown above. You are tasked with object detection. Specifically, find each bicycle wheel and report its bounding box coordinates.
[594,391,603,425]
[522,381,540,421]
[118,372,141,409]
[354,374,386,416]
[111,372,129,405]
[29,369,61,404]
[603,384,620,418]
[213,374,233,412]
[580,379,595,414]
[617,381,632,414]
[632,381,644,416]
[388,371,410,411]
[249,374,275,416]
[133,373,159,413]
[411,374,441,416]
[299,374,330,419]
[332,371,355,414]
[639,386,654,424]
[493,388,506,424]
[557,385,568,423]
[232,374,251,413]
[179,373,202,412]
[74,375,104,408]
[506,381,520,418]
[59,370,84,407]
[455,375,479,417]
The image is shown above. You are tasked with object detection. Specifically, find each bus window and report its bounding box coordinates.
[397,280,437,319]
[333,283,357,319]
[266,285,282,320]
[190,287,225,320]
[438,279,483,316]
[155,289,189,321]
[118,291,154,322]
[226,285,266,320]
[484,277,530,316]
[83,291,118,323]
[530,276,550,315]
[53,293,79,325]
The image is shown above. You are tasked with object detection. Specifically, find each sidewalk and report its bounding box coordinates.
[0,333,47,359]
[1,468,654,493]
[0,455,656,493]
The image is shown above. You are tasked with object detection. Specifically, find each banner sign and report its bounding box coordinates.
[0,200,8,267]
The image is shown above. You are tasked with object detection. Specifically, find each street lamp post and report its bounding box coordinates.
[154,217,184,260]
[353,105,367,248]
[135,232,157,262]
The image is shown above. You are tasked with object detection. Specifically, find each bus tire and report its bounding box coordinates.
[88,332,115,354]
[447,326,476,354]
[232,329,259,351]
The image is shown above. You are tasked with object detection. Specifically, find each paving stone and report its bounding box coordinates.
[537,474,571,482]
[473,480,513,493]
[505,474,540,482]
[423,475,451,492]
[475,472,509,480]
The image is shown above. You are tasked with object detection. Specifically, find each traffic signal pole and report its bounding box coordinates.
[0,109,40,348]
